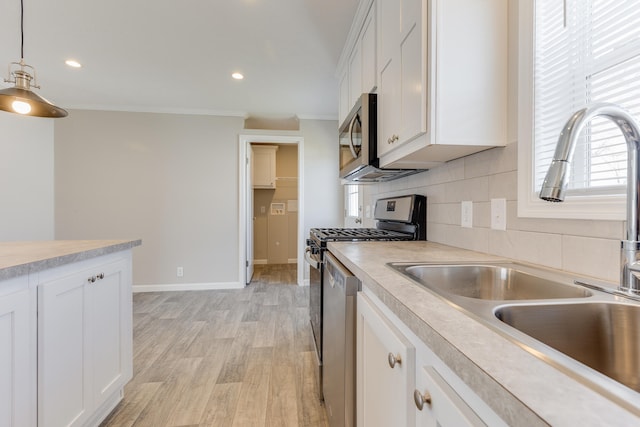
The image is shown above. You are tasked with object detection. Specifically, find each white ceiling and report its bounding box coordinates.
[0,0,360,120]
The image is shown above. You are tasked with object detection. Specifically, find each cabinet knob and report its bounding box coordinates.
[97,273,105,280]
[387,134,399,144]
[387,352,402,368]
[88,276,97,283]
[413,389,432,411]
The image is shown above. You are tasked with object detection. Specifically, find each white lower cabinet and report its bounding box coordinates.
[415,366,484,426]
[38,253,133,427]
[357,290,416,427]
[357,290,506,427]
[0,276,34,427]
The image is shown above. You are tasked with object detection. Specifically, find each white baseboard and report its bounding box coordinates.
[253,259,297,265]
[133,282,244,292]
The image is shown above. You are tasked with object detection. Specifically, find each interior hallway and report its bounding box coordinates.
[100,264,328,426]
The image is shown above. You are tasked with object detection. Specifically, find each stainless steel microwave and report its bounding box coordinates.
[339,93,422,182]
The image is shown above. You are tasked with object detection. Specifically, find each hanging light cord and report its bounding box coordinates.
[20,0,24,60]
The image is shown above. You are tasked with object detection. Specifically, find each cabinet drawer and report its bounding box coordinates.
[415,366,485,426]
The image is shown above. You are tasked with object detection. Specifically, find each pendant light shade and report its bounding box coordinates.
[0,0,67,118]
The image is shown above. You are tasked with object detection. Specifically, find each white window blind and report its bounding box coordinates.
[534,0,640,197]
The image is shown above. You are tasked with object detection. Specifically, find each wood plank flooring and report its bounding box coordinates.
[100,264,328,427]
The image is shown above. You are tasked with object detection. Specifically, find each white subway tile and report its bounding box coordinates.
[488,229,563,269]
[562,235,620,283]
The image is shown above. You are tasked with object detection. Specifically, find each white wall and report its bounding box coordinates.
[0,114,54,241]
[54,110,341,287]
[360,2,623,283]
[300,119,343,233]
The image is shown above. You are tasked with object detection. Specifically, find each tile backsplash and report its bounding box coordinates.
[361,142,624,283]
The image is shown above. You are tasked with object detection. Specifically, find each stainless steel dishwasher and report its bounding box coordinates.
[323,251,360,427]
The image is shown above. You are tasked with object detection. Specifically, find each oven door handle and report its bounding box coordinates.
[304,247,320,269]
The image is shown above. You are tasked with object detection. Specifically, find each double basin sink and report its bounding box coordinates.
[388,262,640,400]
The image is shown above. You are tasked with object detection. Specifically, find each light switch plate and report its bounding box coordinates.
[461,201,473,228]
[491,198,507,230]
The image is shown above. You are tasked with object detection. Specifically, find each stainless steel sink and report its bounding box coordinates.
[391,263,591,300]
[388,261,640,404]
[496,302,640,392]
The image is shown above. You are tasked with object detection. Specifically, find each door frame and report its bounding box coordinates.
[238,134,305,286]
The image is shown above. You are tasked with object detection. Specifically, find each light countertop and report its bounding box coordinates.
[0,239,142,281]
[328,240,640,427]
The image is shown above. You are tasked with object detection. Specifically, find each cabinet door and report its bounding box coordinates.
[361,4,377,93]
[90,259,132,404]
[357,293,415,427]
[415,366,486,427]
[39,270,91,427]
[400,3,427,144]
[252,145,277,189]
[377,57,401,157]
[349,42,363,109]
[339,69,350,126]
[0,285,32,427]
[377,0,399,72]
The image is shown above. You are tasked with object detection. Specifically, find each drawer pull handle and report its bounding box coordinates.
[387,352,402,368]
[413,389,432,410]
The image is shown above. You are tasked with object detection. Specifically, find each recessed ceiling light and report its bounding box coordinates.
[232,72,244,80]
[65,59,82,68]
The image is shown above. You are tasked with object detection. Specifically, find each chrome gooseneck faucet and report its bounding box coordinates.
[539,103,640,294]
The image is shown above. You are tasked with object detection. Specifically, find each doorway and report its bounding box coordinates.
[238,135,304,287]
[252,143,299,265]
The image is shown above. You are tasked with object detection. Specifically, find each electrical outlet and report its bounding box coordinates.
[177,267,184,277]
[461,201,473,228]
[491,198,507,230]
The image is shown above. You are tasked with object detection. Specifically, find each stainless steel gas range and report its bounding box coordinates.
[304,194,426,403]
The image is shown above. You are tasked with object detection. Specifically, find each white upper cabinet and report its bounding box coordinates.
[361,7,377,94]
[338,69,350,126]
[337,0,507,170]
[349,42,363,112]
[377,0,425,158]
[337,0,378,127]
[252,145,278,189]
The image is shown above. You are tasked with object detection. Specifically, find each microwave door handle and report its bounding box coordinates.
[348,114,359,159]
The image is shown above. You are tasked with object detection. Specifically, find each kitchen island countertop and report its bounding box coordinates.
[328,240,640,427]
[0,239,142,282]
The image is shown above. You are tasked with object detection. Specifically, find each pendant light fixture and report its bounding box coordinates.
[0,0,67,118]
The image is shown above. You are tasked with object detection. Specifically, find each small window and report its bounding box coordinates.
[345,184,360,218]
[344,184,363,227]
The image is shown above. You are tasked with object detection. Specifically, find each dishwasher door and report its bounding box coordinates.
[323,251,360,427]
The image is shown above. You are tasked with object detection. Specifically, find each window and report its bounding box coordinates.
[345,184,360,217]
[344,184,363,227]
[518,0,640,219]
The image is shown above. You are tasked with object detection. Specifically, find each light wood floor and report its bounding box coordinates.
[101,264,329,427]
